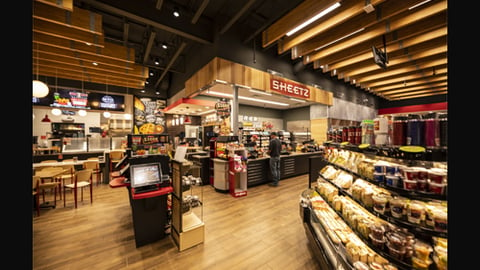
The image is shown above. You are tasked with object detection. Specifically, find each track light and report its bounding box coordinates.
[154,57,160,65]
[173,7,180,17]
[162,43,168,49]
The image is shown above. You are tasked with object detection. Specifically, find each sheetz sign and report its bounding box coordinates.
[270,77,310,99]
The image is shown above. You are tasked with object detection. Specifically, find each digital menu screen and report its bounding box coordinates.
[88,92,125,111]
[51,89,90,109]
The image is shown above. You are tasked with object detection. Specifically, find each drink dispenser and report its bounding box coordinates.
[374,116,389,145]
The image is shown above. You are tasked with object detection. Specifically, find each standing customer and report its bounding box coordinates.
[268,131,282,187]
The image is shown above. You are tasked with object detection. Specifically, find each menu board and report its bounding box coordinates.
[133,96,167,134]
[50,89,90,109]
[88,92,125,111]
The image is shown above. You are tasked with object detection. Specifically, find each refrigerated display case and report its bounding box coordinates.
[300,144,447,270]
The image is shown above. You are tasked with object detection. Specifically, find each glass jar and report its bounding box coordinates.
[438,113,447,147]
[424,112,439,147]
[406,114,425,146]
[392,116,408,146]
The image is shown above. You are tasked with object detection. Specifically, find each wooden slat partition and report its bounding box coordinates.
[33,18,104,48]
[262,0,340,48]
[34,1,103,35]
[310,118,329,144]
[33,32,135,64]
[35,0,73,11]
[34,66,146,89]
[34,43,145,77]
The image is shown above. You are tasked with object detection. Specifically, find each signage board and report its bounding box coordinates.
[270,77,310,99]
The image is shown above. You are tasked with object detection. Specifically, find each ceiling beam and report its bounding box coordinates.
[143,30,157,64]
[155,42,187,88]
[191,0,210,24]
[80,0,213,45]
[155,0,163,10]
[219,0,257,34]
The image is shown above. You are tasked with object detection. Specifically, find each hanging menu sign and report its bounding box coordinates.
[215,98,230,118]
[270,77,310,99]
[50,89,90,109]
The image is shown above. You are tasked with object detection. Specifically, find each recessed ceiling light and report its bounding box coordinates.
[173,7,180,17]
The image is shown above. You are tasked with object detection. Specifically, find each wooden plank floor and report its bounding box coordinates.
[33,175,321,270]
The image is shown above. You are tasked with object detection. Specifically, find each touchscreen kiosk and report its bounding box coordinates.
[130,162,162,189]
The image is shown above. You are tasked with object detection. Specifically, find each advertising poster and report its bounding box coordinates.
[133,96,166,134]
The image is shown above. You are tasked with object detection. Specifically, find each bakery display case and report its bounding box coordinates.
[300,143,447,270]
[171,160,205,251]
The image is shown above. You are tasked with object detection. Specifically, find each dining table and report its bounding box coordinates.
[34,168,66,209]
[33,159,108,184]
[32,159,105,169]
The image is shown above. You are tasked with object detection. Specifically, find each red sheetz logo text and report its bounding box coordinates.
[270,78,310,99]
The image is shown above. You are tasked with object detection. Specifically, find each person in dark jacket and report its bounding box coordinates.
[268,131,282,187]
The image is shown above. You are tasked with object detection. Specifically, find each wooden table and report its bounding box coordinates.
[34,169,65,209]
[32,159,105,169]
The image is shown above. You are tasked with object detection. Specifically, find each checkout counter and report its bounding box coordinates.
[109,154,172,248]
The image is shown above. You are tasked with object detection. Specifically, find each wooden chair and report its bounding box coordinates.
[63,169,93,208]
[35,167,63,206]
[109,150,125,172]
[83,160,102,186]
[60,164,76,194]
[32,175,40,217]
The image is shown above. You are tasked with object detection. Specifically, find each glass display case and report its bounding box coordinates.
[171,160,205,251]
[61,137,87,153]
[88,137,111,152]
[59,136,127,153]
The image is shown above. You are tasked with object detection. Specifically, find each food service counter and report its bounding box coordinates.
[246,152,323,187]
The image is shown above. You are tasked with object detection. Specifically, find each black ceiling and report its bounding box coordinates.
[68,0,304,97]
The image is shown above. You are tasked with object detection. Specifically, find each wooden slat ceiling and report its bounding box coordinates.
[262,0,448,101]
[32,0,148,89]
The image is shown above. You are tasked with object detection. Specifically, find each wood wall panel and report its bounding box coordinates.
[185,57,332,106]
[310,118,328,144]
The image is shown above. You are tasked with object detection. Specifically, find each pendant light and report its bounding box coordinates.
[51,68,61,116]
[78,72,87,117]
[124,85,132,120]
[103,76,111,118]
[33,43,49,98]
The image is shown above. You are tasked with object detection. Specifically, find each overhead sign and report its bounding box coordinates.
[215,98,231,118]
[51,89,90,109]
[270,77,310,99]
